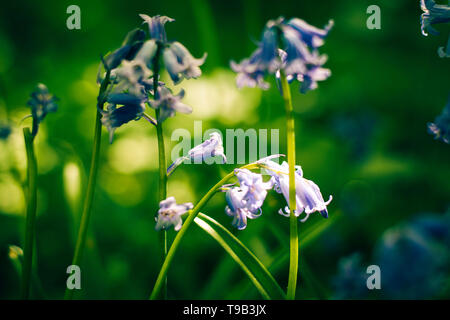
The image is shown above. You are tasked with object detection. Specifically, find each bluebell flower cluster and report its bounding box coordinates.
[155,196,194,231]
[167,132,227,176]
[428,96,450,143]
[231,16,333,93]
[27,83,58,136]
[420,0,450,57]
[221,156,332,230]
[98,14,206,142]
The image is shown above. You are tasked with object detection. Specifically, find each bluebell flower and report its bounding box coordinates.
[111,60,152,97]
[225,186,263,230]
[155,196,193,231]
[103,28,146,71]
[101,92,146,143]
[420,0,450,36]
[285,18,334,50]
[420,0,450,57]
[231,16,332,93]
[140,14,174,43]
[149,85,192,122]
[234,168,273,212]
[27,83,58,136]
[260,160,332,222]
[163,41,207,85]
[428,96,450,144]
[167,132,226,175]
[0,123,11,140]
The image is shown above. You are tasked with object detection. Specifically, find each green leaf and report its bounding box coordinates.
[194,213,286,300]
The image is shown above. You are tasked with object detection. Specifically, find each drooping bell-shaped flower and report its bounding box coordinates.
[155,196,193,231]
[225,186,263,230]
[103,28,146,71]
[428,96,450,144]
[167,132,227,175]
[234,168,273,212]
[27,83,58,136]
[148,85,192,122]
[163,41,207,84]
[140,14,174,43]
[261,160,332,222]
[101,93,146,143]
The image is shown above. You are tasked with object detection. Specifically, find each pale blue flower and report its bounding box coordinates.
[149,85,192,122]
[225,186,263,230]
[234,168,273,212]
[285,18,334,50]
[261,160,332,222]
[428,96,450,144]
[140,14,174,43]
[163,41,207,84]
[27,83,58,136]
[155,196,193,231]
[167,132,227,175]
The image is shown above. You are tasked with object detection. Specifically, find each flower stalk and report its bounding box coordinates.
[21,128,37,300]
[64,69,110,300]
[152,43,169,299]
[279,70,298,300]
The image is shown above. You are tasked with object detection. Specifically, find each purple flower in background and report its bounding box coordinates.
[163,41,207,84]
[140,14,174,43]
[231,16,333,93]
[149,85,192,122]
[261,160,332,222]
[167,132,226,175]
[155,196,193,231]
[101,93,146,143]
[428,96,450,144]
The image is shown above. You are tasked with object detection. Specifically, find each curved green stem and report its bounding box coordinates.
[280,70,298,300]
[22,128,37,300]
[64,70,110,300]
[149,164,256,300]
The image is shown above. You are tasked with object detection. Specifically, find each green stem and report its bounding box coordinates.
[152,43,169,299]
[149,164,255,300]
[64,70,110,300]
[280,70,298,300]
[22,128,37,300]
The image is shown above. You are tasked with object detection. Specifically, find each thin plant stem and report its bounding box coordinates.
[152,43,168,299]
[279,70,298,300]
[149,164,256,300]
[21,128,37,300]
[64,69,110,300]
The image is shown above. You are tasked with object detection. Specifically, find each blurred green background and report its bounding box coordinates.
[0,0,449,299]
